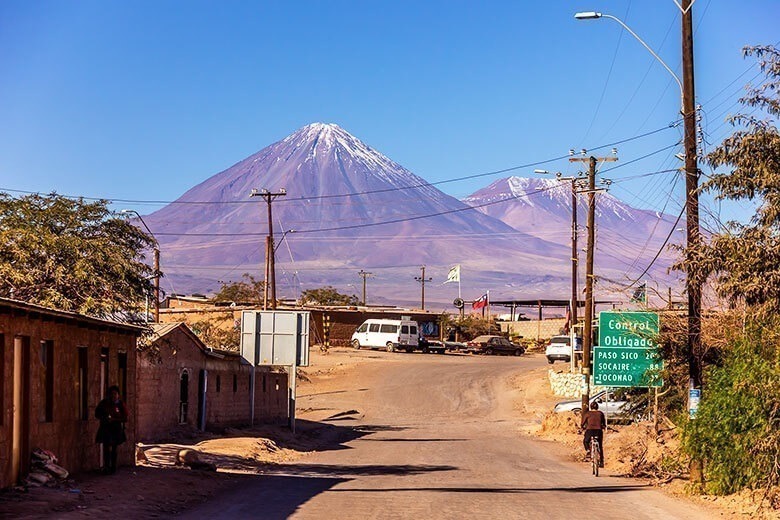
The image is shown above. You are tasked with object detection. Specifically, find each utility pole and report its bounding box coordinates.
[414,266,433,310]
[681,0,703,485]
[569,178,580,371]
[570,153,617,413]
[358,270,372,305]
[682,0,702,397]
[250,188,287,310]
[534,169,584,371]
[153,247,160,323]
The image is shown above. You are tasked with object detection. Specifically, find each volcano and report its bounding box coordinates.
[144,123,572,306]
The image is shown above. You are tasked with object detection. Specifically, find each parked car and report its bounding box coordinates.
[553,390,630,420]
[443,341,466,352]
[545,335,583,364]
[418,337,447,354]
[465,335,525,356]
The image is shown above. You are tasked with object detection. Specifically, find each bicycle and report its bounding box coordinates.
[590,436,600,477]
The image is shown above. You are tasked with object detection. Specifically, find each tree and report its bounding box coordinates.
[300,286,359,306]
[213,273,264,303]
[678,45,780,497]
[693,45,780,316]
[0,193,155,317]
[189,318,240,352]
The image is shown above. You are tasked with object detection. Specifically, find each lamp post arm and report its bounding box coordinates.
[120,209,159,248]
[600,14,684,103]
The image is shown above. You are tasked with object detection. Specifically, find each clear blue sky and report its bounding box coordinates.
[1,1,777,227]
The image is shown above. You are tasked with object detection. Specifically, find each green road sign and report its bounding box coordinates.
[593,346,663,387]
[595,311,662,388]
[598,311,659,348]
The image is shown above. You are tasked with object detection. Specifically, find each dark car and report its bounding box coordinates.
[465,335,525,356]
[418,337,447,354]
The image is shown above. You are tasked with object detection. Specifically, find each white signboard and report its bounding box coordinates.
[241,310,310,367]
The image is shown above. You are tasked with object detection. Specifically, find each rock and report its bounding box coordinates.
[177,449,201,466]
[136,446,149,463]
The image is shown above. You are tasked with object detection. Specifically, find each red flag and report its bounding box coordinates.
[472,293,488,310]
[563,306,571,334]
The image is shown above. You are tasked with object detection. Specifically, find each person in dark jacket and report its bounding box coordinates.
[581,401,606,467]
[95,385,128,474]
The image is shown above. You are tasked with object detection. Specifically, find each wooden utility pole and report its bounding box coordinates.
[358,270,372,305]
[250,188,287,310]
[681,0,703,485]
[682,0,702,397]
[415,266,432,310]
[153,247,160,323]
[570,154,617,412]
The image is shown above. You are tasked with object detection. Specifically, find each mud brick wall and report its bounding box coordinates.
[203,364,288,429]
[500,319,568,341]
[136,326,204,440]
[136,326,287,442]
[0,308,139,489]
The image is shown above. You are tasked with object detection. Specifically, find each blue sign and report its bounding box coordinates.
[689,388,701,418]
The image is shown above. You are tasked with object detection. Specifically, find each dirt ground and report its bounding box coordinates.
[1,347,777,518]
[521,366,779,520]
[0,348,360,519]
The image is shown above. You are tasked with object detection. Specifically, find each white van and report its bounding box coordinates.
[351,319,419,352]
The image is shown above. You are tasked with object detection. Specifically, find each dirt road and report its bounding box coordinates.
[182,351,711,519]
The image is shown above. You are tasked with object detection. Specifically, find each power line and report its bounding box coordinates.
[0,123,680,207]
[146,162,681,237]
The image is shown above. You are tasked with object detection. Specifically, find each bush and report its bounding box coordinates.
[681,334,780,495]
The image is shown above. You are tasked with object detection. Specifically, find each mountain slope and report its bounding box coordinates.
[463,176,685,287]
[144,124,572,303]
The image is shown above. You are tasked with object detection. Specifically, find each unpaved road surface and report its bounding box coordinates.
[182,351,713,519]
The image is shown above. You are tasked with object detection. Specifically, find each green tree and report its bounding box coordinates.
[678,45,780,497]
[213,273,264,303]
[300,286,359,306]
[693,45,780,317]
[0,193,155,317]
[189,318,241,352]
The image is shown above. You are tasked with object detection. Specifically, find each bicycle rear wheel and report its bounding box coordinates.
[591,439,599,477]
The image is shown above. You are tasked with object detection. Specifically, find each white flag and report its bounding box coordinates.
[444,265,460,284]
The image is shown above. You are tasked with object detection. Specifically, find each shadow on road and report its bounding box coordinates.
[361,438,468,442]
[179,474,351,519]
[262,463,458,477]
[179,464,460,518]
[299,388,369,398]
[325,484,650,494]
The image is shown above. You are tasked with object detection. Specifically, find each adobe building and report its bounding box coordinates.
[136,322,287,441]
[0,298,142,488]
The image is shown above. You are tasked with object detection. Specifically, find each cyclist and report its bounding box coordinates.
[581,401,605,467]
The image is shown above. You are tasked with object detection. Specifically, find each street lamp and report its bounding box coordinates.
[273,229,295,254]
[574,12,683,107]
[120,209,160,323]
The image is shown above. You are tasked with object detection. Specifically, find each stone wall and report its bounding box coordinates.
[548,369,607,398]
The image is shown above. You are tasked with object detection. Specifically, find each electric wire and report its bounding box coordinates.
[0,122,681,207]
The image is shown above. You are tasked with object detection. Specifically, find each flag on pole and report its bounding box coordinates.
[631,282,647,304]
[563,306,571,334]
[472,293,488,310]
[444,265,460,284]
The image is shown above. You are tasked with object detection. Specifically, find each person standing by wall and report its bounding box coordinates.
[95,385,128,474]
